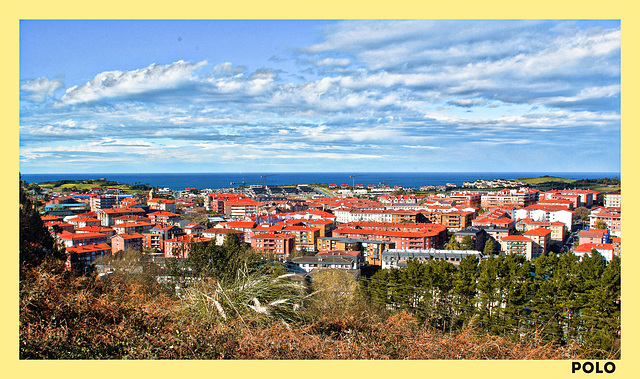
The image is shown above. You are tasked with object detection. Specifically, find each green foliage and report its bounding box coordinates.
[594,220,608,230]
[444,235,461,250]
[483,239,495,255]
[19,180,65,268]
[359,252,620,358]
[460,235,475,250]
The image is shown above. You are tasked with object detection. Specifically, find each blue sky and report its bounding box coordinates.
[19,20,620,173]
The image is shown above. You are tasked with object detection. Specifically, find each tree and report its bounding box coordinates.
[574,207,590,222]
[594,220,608,230]
[19,179,64,268]
[444,235,461,250]
[460,235,475,250]
[483,239,495,255]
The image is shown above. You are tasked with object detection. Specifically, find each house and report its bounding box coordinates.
[578,229,609,245]
[66,243,112,268]
[522,227,551,257]
[143,224,184,253]
[96,207,147,227]
[57,231,109,248]
[603,192,621,208]
[164,234,211,259]
[202,227,245,246]
[251,232,295,259]
[574,243,615,261]
[290,255,355,273]
[454,226,488,251]
[501,235,537,260]
[147,198,176,213]
[147,211,182,225]
[589,207,621,237]
[183,223,206,235]
[381,248,484,269]
[111,233,143,254]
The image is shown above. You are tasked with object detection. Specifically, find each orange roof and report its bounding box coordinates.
[253,232,295,240]
[575,243,614,253]
[523,227,552,236]
[502,235,533,242]
[114,232,143,240]
[66,243,111,254]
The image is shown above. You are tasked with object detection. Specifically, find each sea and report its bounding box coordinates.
[20,172,621,191]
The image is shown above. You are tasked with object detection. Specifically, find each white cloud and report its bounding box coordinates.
[316,58,350,67]
[21,77,64,102]
[60,60,207,105]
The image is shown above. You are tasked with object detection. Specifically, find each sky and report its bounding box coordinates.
[19,20,621,174]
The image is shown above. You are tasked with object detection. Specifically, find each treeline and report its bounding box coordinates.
[360,253,620,358]
[529,177,620,191]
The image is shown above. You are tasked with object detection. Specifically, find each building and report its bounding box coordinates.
[111,233,143,254]
[578,229,609,245]
[290,256,355,273]
[251,232,295,259]
[164,234,211,258]
[589,207,621,237]
[89,195,120,212]
[574,243,615,261]
[604,192,621,208]
[57,231,109,248]
[501,235,536,260]
[143,224,184,253]
[522,227,552,257]
[147,211,182,225]
[66,243,112,268]
[202,227,245,246]
[516,219,566,245]
[96,207,146,227]
[454,226,488,251]
[226,198,259,219]
[381,248,484,269]
[480,188,539,208]
[147,198,176,213]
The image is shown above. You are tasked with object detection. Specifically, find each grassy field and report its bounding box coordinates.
[510,176,577,184]
[37,179,145,194]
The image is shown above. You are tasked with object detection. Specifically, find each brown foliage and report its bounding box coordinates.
[20,264,583,360]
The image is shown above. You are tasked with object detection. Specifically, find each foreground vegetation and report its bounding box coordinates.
[20,259,592,360]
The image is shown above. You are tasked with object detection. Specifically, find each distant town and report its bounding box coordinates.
[24,175,621,273]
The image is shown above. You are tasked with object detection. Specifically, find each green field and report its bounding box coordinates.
[37,179,148,194]
[511,176,577,184]
[510,176,620,193]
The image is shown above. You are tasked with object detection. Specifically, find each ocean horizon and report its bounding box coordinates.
[21,171,621,191]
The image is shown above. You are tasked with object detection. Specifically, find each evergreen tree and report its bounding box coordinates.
[483,239,495,255]
[460,235,475,250]
[444,235,461,250]
[19,179,64,268]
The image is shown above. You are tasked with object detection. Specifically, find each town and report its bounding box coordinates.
[27,178,621,274]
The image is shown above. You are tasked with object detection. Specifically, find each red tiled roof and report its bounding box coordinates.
[502,235,533,242]
[575,243,614,253]
[523,227,552,236]
[113,232,143,240]
[66,243,111,254]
